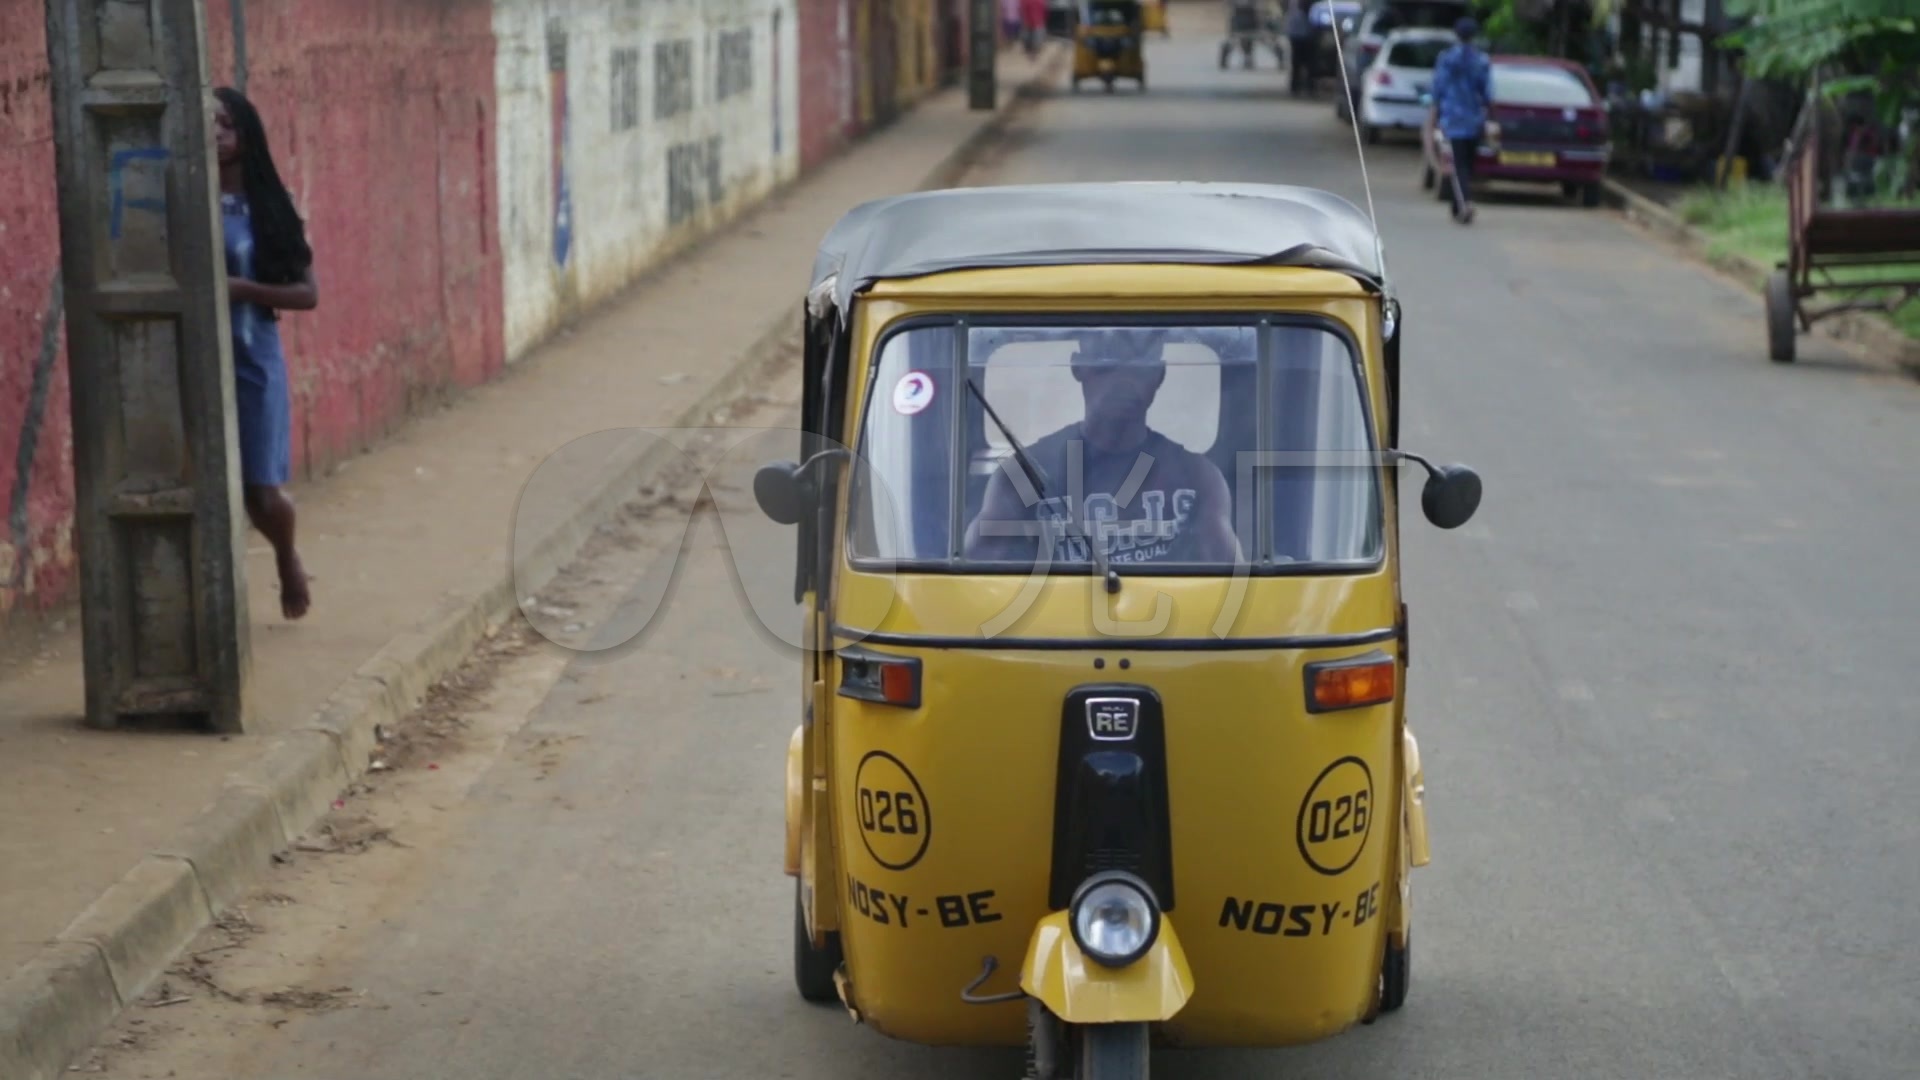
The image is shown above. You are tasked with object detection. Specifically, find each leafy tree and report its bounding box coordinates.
[1723,0,1919,196]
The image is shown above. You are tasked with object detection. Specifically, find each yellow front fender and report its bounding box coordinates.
[1403,727,1430,868]
[1018,913,1194,1024]
[784,725,805,877]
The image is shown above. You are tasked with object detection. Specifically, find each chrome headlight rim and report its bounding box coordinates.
[1068,870,1161,969]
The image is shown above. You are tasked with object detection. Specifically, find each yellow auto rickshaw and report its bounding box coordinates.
[1072,0,1147,92]
[757,181,1482,1077]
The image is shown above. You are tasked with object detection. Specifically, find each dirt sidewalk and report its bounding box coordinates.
[0,44,1066,1080]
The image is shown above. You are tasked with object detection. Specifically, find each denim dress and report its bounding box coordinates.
[221,192,292,487]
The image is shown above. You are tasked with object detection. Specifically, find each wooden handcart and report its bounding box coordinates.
[1765,81,1920,363]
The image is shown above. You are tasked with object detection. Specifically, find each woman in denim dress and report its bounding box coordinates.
[214,87,318,619]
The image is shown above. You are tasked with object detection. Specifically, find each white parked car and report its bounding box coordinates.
[1357,27,1456,144]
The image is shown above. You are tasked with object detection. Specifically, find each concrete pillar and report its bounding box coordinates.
[43,0,252,732]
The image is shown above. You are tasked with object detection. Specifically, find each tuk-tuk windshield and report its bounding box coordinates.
[847,319,1384,573]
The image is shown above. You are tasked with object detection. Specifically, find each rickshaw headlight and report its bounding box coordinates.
[1069,872,1160,968]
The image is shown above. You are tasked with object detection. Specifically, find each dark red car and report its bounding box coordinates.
[1421,55,1610,207]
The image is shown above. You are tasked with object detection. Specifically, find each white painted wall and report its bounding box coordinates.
[494,0,802,362]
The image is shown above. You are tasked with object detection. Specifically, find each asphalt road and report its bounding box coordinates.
[88,18,1920,1080]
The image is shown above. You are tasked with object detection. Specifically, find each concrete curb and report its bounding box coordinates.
[1600,178,1920,379]
[0,45,1068,1080]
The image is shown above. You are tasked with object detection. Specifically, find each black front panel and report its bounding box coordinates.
[1048,685,1175,911]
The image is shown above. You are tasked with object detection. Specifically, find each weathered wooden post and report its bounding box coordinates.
[43,0,252,733]
[969,0,997,109]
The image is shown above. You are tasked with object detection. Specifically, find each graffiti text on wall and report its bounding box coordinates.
[667,136,724,227]
[715,28,753,101]
[655,39,694,119]
[611,46,640,132]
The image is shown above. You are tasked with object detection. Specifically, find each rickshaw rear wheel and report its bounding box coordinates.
[1379,932,1411,1013]
[793,878,843,1003]
[1766,268,1797,363]
[1075,1022,1149,1080]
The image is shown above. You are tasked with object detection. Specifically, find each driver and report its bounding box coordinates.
[963,333,1242,566]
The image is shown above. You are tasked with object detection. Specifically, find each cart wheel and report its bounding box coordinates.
[1766,269,1797,363]
[1581,182,1602,208]
[1379,932,1411,1013]
[1076,1023,1149,1080]
[794,878,843,1003]
[1422,163,1435,190]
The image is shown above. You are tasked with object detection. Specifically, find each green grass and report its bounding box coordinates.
[1672,183,1920,341]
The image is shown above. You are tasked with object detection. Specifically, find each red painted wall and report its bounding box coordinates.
[799,0,854,170]
[0,2,75,619]
[199,0,504,475]
[798,0,977,172]
[0,0,502,625]
[4,0,964,630]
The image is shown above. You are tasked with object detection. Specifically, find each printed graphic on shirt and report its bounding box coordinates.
[1034,487,1199,565]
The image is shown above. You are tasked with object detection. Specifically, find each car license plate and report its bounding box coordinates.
[1499,151,1555,167]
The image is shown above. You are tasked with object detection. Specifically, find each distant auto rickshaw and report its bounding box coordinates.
[1142,0,1169,36]
[759,181,1484,1078]
[1072,0,1147,92]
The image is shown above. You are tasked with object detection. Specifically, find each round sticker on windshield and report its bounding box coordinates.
[892,370,936,416]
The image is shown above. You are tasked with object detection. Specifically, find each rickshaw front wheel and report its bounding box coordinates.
[1075,1022,1149,1080]
[1379,932,1411,1013]
[793,878,843,1003]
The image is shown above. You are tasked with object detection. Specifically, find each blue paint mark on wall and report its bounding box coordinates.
[9,272,65,592]
[548,21,573,269]
[108,146,169,240]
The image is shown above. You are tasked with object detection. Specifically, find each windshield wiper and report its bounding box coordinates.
[966,376,1119,594]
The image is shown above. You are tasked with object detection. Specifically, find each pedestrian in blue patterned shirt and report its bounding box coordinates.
[1429,17,1492,224]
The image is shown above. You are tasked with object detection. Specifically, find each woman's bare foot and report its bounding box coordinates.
[247,484,310,619]
[276,550,310,620]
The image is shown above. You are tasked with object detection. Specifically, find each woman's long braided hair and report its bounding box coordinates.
[215,87,311,291]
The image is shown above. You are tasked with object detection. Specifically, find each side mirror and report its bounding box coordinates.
[754,448,852,525]
[1420,463,1482,529]
[754,461,810,525]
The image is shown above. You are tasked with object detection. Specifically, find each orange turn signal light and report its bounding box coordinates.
[880,662,916,705]
[838,647,923,710]
[1304,651,1397,714]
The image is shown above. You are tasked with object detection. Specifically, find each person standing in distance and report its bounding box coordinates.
[214,87,319,619]
[1430,17,1492,224]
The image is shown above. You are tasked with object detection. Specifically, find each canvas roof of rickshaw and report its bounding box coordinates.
[806,182,1390,318]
